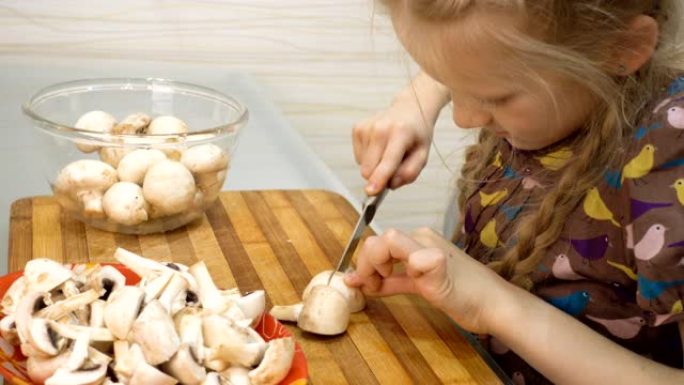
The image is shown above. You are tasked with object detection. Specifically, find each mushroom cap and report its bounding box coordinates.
[303,270,365,313]
[102,182,149,226]
[147,115,189,135]
[111,113,151,135]
[117,149,167,184]
[181,144,229,174]
[104,285,144,340]
[142,160,196,216]
[99,146,132,168]
[1,276,26,315]
[74,110,117,153]
[54,160,118,197]
[297,285,350,336]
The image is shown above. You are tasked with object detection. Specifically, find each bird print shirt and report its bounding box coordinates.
[457,77,684,384]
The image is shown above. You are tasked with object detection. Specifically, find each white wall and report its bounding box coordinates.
[0,0,472,232]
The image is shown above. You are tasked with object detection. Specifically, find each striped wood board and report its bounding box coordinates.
[8,190,503,385]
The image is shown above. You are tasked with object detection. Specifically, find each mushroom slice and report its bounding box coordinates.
[48,321,114,341]
[73,110,117,153]
[104,285,144,340]
[248,337,295,385]
[45,363,108,385]
[64,332,90,371]
[36,289,101,320]
[15,291,48,347]
[131,300,180,365]
[27,318,66,356]
[202,314,267,368]
[84,265,126,301]
[269,303,303,323]
[0,314,19,345]
[297,285,350,336]
[24,259,74,293]
[141,270,175,303]
[201,372,224,385]
[27,352,70,384]
[102,182,150,226]
[222,367,250,385]
[236,290,266,327]
[1,275,26,314]
[174,307,205,362]
[303,270,366,312]
[129,360,179,385]
[189,261,240,315]
[111,113,151,135]
[117,149,167,185]
[113,247,176,279]
[162,343,207,385]
[158,273,189,314]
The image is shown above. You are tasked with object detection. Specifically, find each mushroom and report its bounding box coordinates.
[202,314,267,369]
[130,300,180,365]
[162,343,207,385]
[103,285,144,340]
[73,110,117,153]
[102,182,149,226]
[35,289,101,320]
[303,270,365,312]
[129,359,179,385]
[147,115,189,160]
[201,372,224,385]
[14,291,68,357]
[297,285,350,336]
[188,261,241,316]
[0,314,18,345]
[83,264,126,301]
[117,149,167,184]
[1,276,26,314]
[27,352,71,384]
[110,113,151,135]
[45,363,108,385]
[99,145,132,169]
[269,303,303,323]
[181,144,229,203]
[143,160,196,217]
[54,159,118,218]
[24,258,75,294]
[248,337,295,385]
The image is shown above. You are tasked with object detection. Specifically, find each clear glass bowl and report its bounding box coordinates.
[23,78,248,234]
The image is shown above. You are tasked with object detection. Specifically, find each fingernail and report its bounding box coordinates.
[391,176,402,188]
[366,183,377,194]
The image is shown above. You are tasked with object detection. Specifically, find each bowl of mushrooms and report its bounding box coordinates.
[0,248,309,385]
[22,78,248,234]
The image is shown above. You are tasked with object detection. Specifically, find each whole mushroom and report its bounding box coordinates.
[111,113,151,135]
[143,160,196,217]
[147,115,189,160]
[102,182,149,226]
[54,159,118,218]
[181,143,229,203]
[117,149,167,185]
[73,110,117,153]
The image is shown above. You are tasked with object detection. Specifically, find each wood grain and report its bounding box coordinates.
[8,190,504,385]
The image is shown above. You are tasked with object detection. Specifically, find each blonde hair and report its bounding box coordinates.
[382,0,684,289]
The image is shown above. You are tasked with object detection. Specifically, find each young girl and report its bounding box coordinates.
[345,1,684,383]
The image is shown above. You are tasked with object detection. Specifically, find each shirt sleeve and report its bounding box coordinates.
[627,85,684,326]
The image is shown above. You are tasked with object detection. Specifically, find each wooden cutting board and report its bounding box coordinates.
[8,190,504,385]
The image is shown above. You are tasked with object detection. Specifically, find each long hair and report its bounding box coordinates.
[380,0,684,289]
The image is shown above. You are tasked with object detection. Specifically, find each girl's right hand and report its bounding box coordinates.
[352,99,434,195]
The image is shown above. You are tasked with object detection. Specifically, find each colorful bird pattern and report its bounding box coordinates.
[455,81,684,382]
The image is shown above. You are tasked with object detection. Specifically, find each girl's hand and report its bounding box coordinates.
[345,228,511,335]
[352,98,434,195]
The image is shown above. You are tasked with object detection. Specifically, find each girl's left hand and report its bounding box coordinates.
[345,227,511,335]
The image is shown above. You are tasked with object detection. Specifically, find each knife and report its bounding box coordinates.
[328,188,389,285]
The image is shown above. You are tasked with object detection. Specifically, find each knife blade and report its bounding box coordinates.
[328,188,388,284]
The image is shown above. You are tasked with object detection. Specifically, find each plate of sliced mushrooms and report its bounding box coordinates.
[0,248,308,385]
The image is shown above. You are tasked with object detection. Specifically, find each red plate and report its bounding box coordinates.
[0,264,308,385]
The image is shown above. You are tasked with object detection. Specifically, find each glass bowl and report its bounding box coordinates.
[22,78,248,234]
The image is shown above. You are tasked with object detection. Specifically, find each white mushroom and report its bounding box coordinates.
[162,343,207,385]
[1,276,26,314]
[74,110,117,153]
[174,307,205,362]
[269,303,303,323]
[27,352,70,384]
[131,300,180,365]
[45,363,108,385]
[24,259,75,294]
[201,372,224,385]
[111,113,151,135]
[222,366,250,385]
[248,337,295,385]
[99,145,132,168]
[143,160,196,217]
[148,115,189,160]
[117,149,167,184]
[202,314,267,369]
[188,261,241,316]
[83,264,126,301]
[181,144,229,202]
[297,285,350,336]
[54,159,118,218]
[129,360,179,385]
[103,285,144,340]
[0,314,18,345]
[303,270,365,312]
[102,182,149,226]
[36,289,101,320]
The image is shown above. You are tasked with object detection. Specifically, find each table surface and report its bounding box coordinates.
[8,190,506,385]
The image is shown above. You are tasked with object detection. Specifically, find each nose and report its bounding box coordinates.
[452,103,492,129]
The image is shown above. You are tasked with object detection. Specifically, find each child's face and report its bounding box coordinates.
[393,9,596,151]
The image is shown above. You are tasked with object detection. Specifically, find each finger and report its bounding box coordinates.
[354,235,394,283]
[391,146,428,188]
[368,132,413,192]
[404,248,447,279]
[346,270,418,296]
[352,120,371,166]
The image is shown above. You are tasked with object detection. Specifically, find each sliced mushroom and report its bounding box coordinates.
[84,264,126,301]
[202,314,267,368]
[0,314,18,345]
[74,110,117,153]
[158,273,189,315]
[236,290,266,327]
[27,352,71,384]
[45,363,108,385]
[48,320,114,342]
[201,372,224,385]
[26,317,66,356]
[103,285,144,340]
[162,343,207,385]
[303,270,365,312]
[174,307,205,362]
[36,289,101,320]
[110,113,151,135]
[102,182,150,226]
[24,259,75,294]
[54,159,118,218]
[143,160,196,216]
[129,360,179,385]
[297,285,350,336]
[117,149,167,184]
[131,300,180,365]
[248,337,295,385]
[189,261,240,316]
[1,275,26,314]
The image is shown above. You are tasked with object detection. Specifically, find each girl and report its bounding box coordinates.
[346,1,684,383]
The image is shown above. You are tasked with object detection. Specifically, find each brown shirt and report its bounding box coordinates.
[457,77,684,384]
